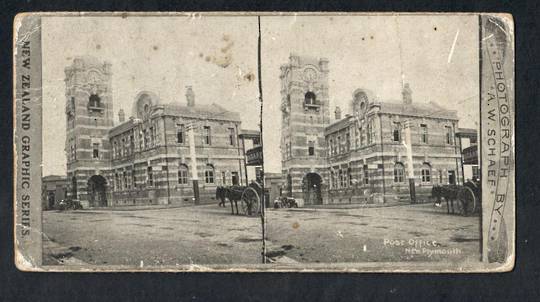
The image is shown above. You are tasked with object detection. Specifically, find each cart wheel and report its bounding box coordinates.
[457,186,476,216]
[241,187,260,217]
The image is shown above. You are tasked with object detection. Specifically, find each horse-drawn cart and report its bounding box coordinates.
[216,181,264,217]
[432,180,481,216]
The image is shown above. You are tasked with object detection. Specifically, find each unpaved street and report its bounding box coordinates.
[266,203,481,264]
[43,204,262,266]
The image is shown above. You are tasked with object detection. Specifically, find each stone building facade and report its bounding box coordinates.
[65,56,255,208]
[280,54,464,206]
[42,175,68,210]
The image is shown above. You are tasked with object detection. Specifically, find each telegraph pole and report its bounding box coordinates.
[187,122,200,204]
[403,121,416,203]
[257,15,266,264]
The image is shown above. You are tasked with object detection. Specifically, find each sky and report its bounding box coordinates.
[42,14,479,176]
[261,14,479,173]
[42,16,260,176]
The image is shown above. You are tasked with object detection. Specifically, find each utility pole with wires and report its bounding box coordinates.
[186,122,200,204]
[403,121,416,203]
[257,15,267,264]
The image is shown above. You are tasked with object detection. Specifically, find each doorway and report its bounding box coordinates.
[88,175,108,207]
[448,170,456,185]
[302,173,322,205]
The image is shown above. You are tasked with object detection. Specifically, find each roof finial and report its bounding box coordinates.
[186,86,195,107]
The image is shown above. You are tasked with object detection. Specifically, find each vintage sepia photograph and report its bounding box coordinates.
[13,12,514,272]
[261,15,484,267]
[39,16,265,267]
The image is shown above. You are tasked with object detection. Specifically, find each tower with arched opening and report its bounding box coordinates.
[279,54,331,205]
[64,56,114,207]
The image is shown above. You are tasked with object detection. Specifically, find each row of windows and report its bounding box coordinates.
[328,120,376,157]
[68,139,100,161]
[394,123,454,144]
[326,123,454,157]
[112,164,240,191]
[175,124,237,146]
[330,165,371,189]
[112,125,158,160]
[328,163,455,189]
[394,163,433,183]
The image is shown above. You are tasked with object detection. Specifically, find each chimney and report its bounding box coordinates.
[186,86,195,107]
[402,83,412,104]
[118,109,125,123]
[335,106,342,120]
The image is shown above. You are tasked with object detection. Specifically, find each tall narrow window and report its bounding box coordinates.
[143,129,149,149]
[363,164,369,185]
[127,170,132,189]
[348,167,353,186]
[132,168,136,188]
[176,124,184,143]
[92,143,99,159]
[393,122,401,142]
[123,171,128,189]
[221,171,227,185]
[229,128,236,146]
[339,169,343,188]
[337,136,342,154]
[149,127,154,147]
[367,121,373,145]
[359,126,364,146]
[205,164,215,184]
[394,163,405,183]
[420,124,428,143]
[121,138,125,157]
[346,132,350,152]
[115,172,120,191]
[445,126,453,144]
[178,164,188,185]
[329,139,334,156]
[203,126,211,145]
[421,163,431,183]
[129,135,134,154]
[147,166,153,186]
[308,140,315,156]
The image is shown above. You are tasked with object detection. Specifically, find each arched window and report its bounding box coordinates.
[421,163,431,183]
[304,91,317,105]
[178,164,188,185]
[89,94,101,107]
[204,164,215,184]
[394,163,405,183]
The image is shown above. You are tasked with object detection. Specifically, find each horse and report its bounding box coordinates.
[216,186,242,215]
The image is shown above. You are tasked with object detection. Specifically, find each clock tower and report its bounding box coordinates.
[280,54,330,206]
[64,56,114,207]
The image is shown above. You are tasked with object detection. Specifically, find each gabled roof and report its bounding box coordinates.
[162,103,241,122]
[324,100,458,135]
[376,101,458,120]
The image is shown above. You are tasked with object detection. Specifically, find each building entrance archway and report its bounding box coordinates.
[302,173,322,205]
[71,176,77,200]
[87,175,108,207]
